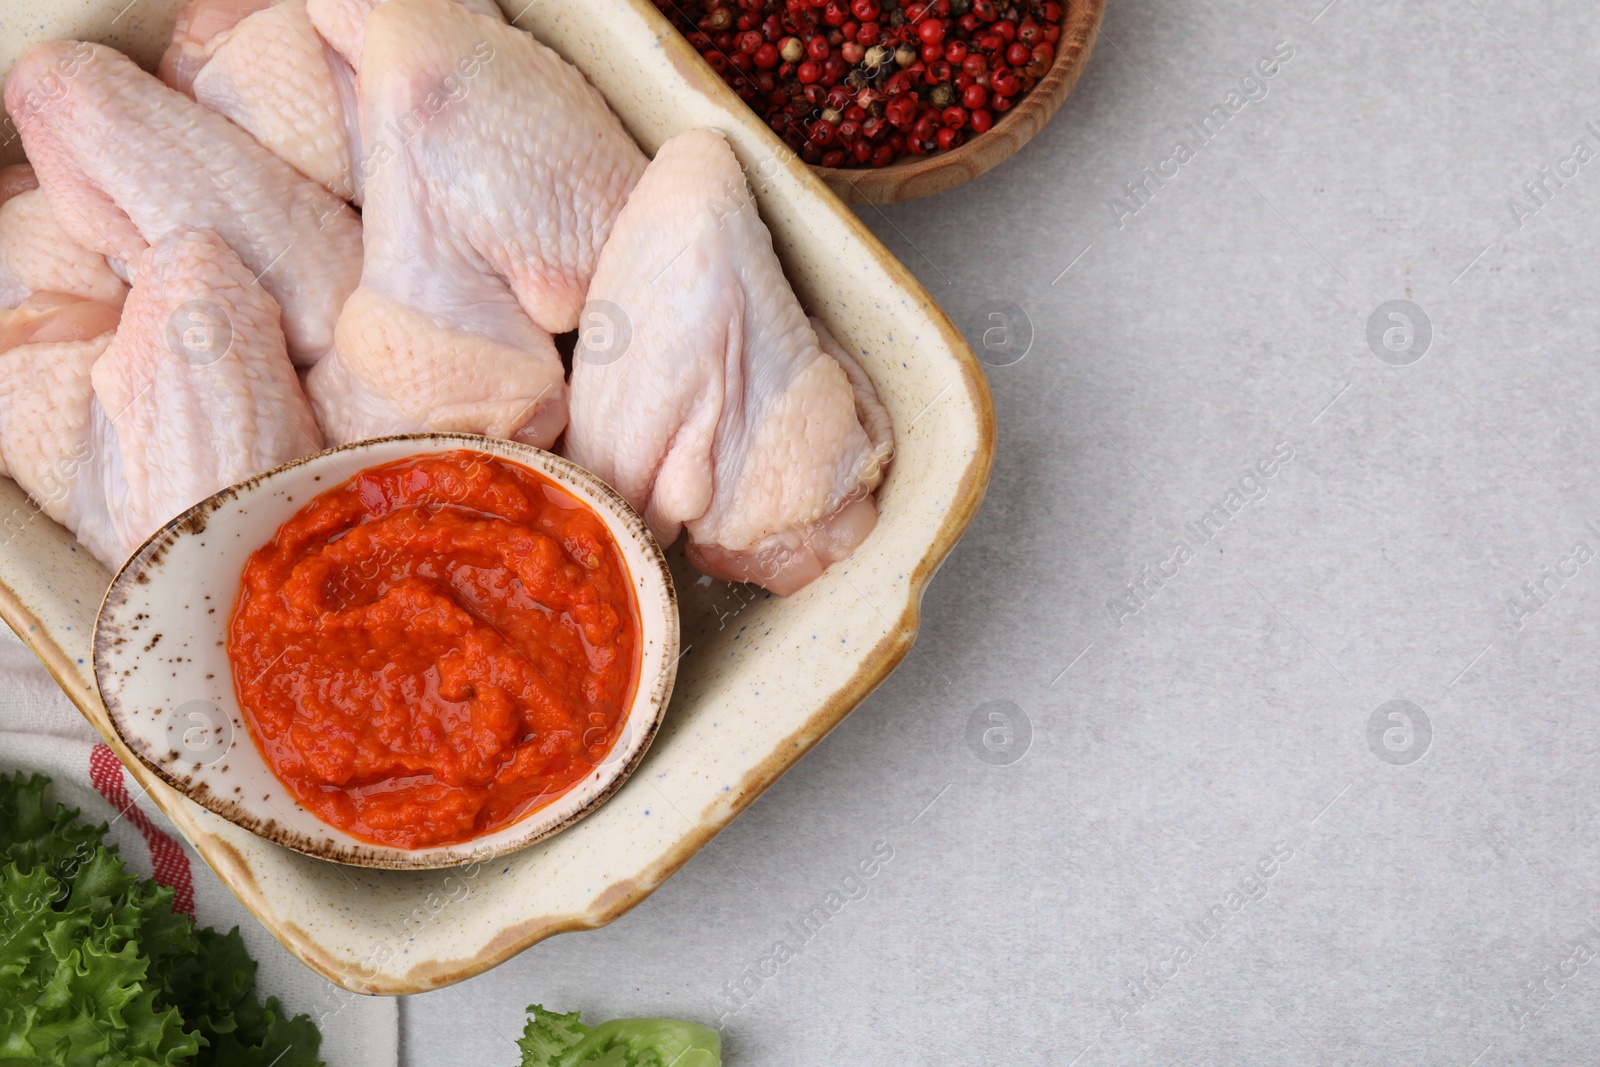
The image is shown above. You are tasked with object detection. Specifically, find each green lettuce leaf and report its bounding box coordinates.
[0,772,323,1067]
[518,1004,721,1067]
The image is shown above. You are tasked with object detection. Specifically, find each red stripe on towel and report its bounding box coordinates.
[89,742,196,917]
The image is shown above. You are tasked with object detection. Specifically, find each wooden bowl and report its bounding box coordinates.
[815,0,1106,204]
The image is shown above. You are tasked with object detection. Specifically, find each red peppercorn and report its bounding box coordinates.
[660,0,1061,168]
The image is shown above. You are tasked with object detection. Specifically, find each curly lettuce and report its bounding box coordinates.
[0,772,322,1066]
[518,1005,720,1067]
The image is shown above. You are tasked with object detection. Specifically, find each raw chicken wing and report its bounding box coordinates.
[160,0,360,201]
[0,295,117,512]
[4,41,362,366]
[306,0,645,446]
[0,230,322,568]
[306,0,503,71]
[565,129,893,595]
[0,166,127,309]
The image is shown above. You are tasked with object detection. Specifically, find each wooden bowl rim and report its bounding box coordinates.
[813,0,1106,202]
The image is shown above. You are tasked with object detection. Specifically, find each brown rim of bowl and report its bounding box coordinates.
[812,0,1106,204]
[90,432,680,870]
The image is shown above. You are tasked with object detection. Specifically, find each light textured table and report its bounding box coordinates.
[405,0,1600,1062]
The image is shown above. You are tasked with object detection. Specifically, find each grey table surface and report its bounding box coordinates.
[404,0,1600,1063]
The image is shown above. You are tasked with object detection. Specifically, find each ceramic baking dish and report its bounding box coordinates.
[0,0,994,993]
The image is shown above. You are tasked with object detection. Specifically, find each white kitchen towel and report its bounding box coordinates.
[0,625,398,1067]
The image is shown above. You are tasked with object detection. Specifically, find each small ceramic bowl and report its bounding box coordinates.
[91,433,679,870]
[812,0,1106,204]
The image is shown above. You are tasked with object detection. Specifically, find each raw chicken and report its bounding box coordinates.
[306,0,645,447]
[306,0,503,71]
[0,295,117,502]
[160,0,360,201]
[4,41,362,366]
[565,129,893,595]
[0,230,322,568]
[0,166,128,309]
[0,165,38,203]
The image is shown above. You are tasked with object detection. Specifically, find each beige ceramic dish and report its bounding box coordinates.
[94,435,679,870]
[811,0,1106,204]
[0,0,994,993]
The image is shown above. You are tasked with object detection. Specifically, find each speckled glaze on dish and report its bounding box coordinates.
[94,435,679,870]
[0,0,995,993]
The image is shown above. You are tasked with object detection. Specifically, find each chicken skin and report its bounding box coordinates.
[0,230,322,568]
[306,0,504,72]
[0,165,127,309]
[4,41,362,366]
[160,0,360,201]
[565,129,893,595]
[305,0,645,447]
[0,295,117,506]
